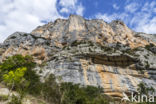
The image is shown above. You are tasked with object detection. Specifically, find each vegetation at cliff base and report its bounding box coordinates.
[134,82,155,104]
[38,74,111,104]
[0,55,155,104]
[59,83,110,104]
[0,54,112,104]
[137,82,155,95]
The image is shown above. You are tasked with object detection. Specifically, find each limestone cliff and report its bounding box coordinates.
[0,15,156,98]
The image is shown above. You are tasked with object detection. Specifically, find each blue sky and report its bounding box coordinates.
[0,0,156,42]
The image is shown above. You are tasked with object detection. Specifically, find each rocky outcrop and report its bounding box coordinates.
[0,15,156,98]
[0,84,47,104]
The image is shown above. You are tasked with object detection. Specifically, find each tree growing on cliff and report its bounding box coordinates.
[0,54,40,95]
[137,82,155,95]
[3,67,27,90]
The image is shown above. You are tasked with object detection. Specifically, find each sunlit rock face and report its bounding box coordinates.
[0,15,156,98]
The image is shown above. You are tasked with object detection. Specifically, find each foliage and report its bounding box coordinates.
[3,67,28,90]
[137,82,155,95]
[0,55,112,104]
[60,82,110,104]
[137,82,148,95]
[134,102,155,104]
[0,54,35,72]
[145,43,154,50]
[34,74,111,104]
[145,43,156,54]
[71,40,94,47]
[8,95,22,104]
[23,67,40,95]
[0,55,40,95]
[0,95,8,101]
[41,74,61,104]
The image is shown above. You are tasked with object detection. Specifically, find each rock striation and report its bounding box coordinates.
[0,15,156,98]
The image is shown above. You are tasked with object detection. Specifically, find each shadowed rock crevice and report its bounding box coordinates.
[79,54,138,68]
[90,55,137,67]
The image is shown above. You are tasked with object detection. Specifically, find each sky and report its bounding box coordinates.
[0,0,156,43]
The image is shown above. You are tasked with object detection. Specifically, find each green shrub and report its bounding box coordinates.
[3,67,28,92]
[0,54,35,72]
[41,74,61,104]
[71,40,94,47]
[36,74,111,104]
[137,82,155,95]
[145,43,156,54]
[0,95,8,101]
[145,61,150,69]
[145,43,154,50]
[23,68,40,95]
[60,82,110,104]
[0,55,40,95]
[135,102,155,104]
[8,95,22,104]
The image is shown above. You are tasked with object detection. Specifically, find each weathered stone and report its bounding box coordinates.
[1,15,156,98]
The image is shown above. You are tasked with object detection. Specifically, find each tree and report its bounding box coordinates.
[60,83,109,104]
[3,67,29,102]
[0,55,40,95]
[137,82,155,95]
[0,54,35,72]
[3,67,28,91]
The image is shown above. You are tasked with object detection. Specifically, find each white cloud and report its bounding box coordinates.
[60,8,69,13]
[132,2,156,34]
[58,0,84,16]
[135,18,156,34]
[76,4,84,16]
[134,14,156,34]
[59,0,76,7]
[154,8,156,13]
[113,4,119,10]
[95,1,156,34]
[0,0,85,43]
[96,13,128,23]
[0,0,63,43]
[96,13,118,22]
[125,2,139,13]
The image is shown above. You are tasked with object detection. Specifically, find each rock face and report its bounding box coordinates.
[0,15,156,98]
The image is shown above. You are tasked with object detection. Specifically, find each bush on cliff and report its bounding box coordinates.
[3,67,28,93]
[0,54,35,72]
[0,54,40,95]
[137,82,155,95]
[136,82,155,104]
[41,76,111,104]
[60,82,110,104]
[40,74,61,104]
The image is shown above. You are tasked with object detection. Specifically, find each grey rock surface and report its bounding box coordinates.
[0,15,156,97]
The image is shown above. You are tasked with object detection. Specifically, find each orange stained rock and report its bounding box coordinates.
[32,29,44,34]
[2,46,48,65]
[96,65,134,92]
[2,46,14,60]
[100,24,103,28]
[144,71,149,78]
[80,59,90,85]
[127,75,139,89]
[95,65,107,89]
